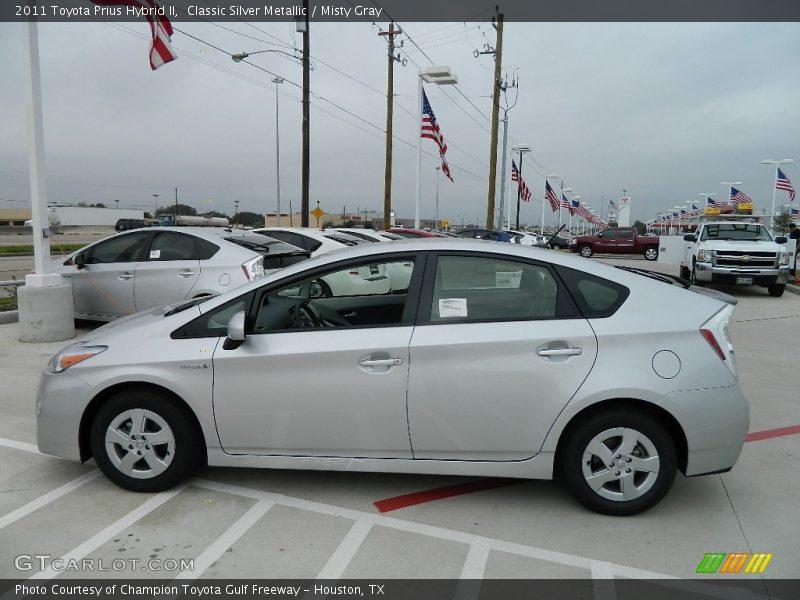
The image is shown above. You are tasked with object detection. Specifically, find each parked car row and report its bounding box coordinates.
[38,238,748,516]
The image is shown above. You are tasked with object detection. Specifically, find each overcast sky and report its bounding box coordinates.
[1,19,799,227]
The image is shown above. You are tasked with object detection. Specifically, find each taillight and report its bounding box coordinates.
[241,257,265,281]
[700,305,737,379]
[700,328,725,361]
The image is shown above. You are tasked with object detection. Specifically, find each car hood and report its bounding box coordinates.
[700,240,784,252]
[80,301,201,342]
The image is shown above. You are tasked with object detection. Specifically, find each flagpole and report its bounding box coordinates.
[770,163,779,233]
[558,182,563,229]
[415,77,423,229]
[18,21,74,343]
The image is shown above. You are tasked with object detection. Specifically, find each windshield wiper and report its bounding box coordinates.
[164,296,210,316]
[614,266,690,289]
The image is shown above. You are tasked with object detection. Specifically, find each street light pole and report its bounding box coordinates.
[272,76,284,226]
[415,66,457,229]
[762,159,794,232]
[153,194,159,216]
[511,144,530,230]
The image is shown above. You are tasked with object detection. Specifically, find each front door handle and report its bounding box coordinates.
[359,358,403,367]
[537,347,582,357]
[178,270,196,278]
[117,272,133,280]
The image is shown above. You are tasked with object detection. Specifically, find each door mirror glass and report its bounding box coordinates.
[73,253,86,269]
[775,236,787,244]
[227,310,246,341]
[683,234,697,242]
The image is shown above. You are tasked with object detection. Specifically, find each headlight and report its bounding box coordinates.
[570,238,577,245]
[697,249,715,262]
[48,343,107,373]
[778,251,789,266]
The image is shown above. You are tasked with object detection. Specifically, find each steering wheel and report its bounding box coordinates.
[290,302,321,329]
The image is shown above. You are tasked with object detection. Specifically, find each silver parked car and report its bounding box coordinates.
[37,239,748,515]
[53,227,310,321]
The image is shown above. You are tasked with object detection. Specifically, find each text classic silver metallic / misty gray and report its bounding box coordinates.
[36,239,748,515]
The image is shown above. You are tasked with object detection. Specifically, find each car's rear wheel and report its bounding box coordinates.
[558,409,677,515]
[91,389,201,492]
[679,265,691,280]
[767,284,785,297]
[643,246,658,261]
[579,245,593,258]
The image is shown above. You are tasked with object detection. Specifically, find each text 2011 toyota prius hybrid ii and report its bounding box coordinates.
[36,239,748,515]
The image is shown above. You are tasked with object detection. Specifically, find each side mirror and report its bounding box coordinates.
[73,253,86,269]
[223,310,246,350]
[775,236,787,244]
[683,234,697,242]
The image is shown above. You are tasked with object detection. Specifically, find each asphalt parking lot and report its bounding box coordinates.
[0,255,798,591]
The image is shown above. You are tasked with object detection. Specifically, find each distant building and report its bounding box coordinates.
[0,209,32,226]
[48,206,144,226]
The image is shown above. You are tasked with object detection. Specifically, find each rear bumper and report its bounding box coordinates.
[659,384,749,476]
[694,262,789,285]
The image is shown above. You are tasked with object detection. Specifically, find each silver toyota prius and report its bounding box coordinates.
[36,239,748,515]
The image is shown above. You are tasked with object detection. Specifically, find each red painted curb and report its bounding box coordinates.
[745,424,800,443]
[374,478,521,513]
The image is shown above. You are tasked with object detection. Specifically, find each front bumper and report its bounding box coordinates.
[36,369,94,462]
[659,384,749,476]
[694,262,790,285]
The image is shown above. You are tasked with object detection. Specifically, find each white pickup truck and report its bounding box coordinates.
[681,220,791,297]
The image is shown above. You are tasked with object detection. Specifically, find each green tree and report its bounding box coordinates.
[156,204,197,217]
[773,210,793,234]
[232,211,264,228]
[633,220,646,235]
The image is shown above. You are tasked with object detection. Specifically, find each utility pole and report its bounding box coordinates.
[174,187,178,217]
[485,11,504,230]
[496,72,518,231]
[379,24,402,230]
[300,0,310,227]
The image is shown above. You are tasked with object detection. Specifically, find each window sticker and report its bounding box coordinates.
[438,298,468,318]
[149,249,161,259]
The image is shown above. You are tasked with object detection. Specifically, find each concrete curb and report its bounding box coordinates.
[0,310,19,324]
[787,283,800,295]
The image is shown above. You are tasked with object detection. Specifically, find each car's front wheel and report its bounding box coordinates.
[558,409,677,515]
[579,245,593,258]
[767,284,785,297]
[90,388,202,492]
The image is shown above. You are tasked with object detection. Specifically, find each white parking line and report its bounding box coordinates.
[459,542,490,579]
[29,485,187,580]
[315,520,373,580]
[0,470,101,532]
[174,499,276,580]
[0,436,40,455]
[192,478,672,579]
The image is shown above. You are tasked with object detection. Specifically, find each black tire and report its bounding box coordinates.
[643,246,658,261]
[767,284,785,297]
[690,264,705,287]
[91,388,202,492]
[579,245,594,258]
[558,409,677,516]
[679,265,691,281]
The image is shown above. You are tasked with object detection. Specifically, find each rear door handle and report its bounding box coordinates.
[537,347,582,357]
[178,270,196,278]
[359,358,403,367]
[117,272,133,280]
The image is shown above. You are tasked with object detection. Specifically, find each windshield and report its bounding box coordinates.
[700,223,772,242]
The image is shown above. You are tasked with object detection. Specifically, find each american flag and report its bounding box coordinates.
[570,199,580,216]
[91,0,177,70]
[421,90,453,182]
[560,194,572,211]
[730,187,753,205]
[511,161,531,202]
[544,182,560,212]
[707,197,718,207]
[576,203,592,220]
[609,200,618,210]
[777,168,796,202]
[789,208,799,216]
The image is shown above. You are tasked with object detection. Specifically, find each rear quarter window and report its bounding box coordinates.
[555,265,630,318]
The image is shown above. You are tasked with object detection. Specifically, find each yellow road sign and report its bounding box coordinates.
[311,206,325,220]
